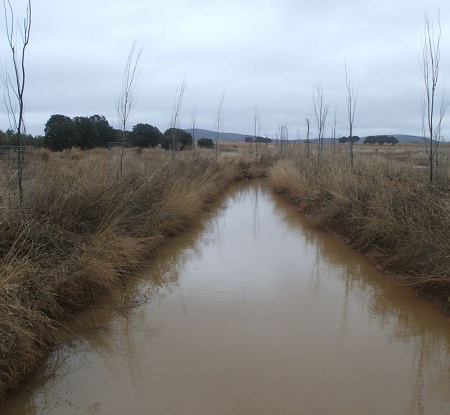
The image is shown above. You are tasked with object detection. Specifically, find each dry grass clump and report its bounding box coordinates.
[270,151,450,312]
[0,148,278,402]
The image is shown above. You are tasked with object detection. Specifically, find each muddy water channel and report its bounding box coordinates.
[3,182,450,414]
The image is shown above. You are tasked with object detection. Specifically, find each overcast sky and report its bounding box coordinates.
[2,0,450,139]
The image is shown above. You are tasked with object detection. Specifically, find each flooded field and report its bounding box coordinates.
[2,182,450,414]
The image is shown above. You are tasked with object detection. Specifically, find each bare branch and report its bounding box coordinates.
[420,10,446,183]
[116,39,142,176]
[170,78,186,130]
[215,93,225,162]
[2,0,31,205]
[117,39,142,136]
[305,117,311,158]
[253,106,261,153]
[313,84,329,162]
[345,62,358,168]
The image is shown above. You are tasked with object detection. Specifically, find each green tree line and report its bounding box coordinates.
[363,135,399,145]
[41,114,194,151]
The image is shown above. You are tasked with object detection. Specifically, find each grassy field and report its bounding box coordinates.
[1,142,450,403]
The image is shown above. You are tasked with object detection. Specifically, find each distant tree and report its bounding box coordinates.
[161,128,192,150]
[363,136,376,145]
[33,135,45,147]
[5,129,16,144]
[90,114,115,147]
[197,137,214,148]
[73,116,99,150]
[363,135,398,145]
[245,136,254,142]
[44,114,79,151]
[131,123,162,147]
[339,135,360,144]
[385,136,399,145]
[255,136,272,143]
[0,128,36,146]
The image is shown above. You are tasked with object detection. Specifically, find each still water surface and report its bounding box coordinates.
[3,182,450,414]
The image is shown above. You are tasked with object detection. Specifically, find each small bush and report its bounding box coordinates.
[197,138,214,148]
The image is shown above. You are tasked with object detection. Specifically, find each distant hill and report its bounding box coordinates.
[391,134,426,143]
[184,129,428,144]
[301,134,426,145]
[184,128,248,142]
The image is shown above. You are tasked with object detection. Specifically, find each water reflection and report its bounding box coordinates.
[2,181,450,415]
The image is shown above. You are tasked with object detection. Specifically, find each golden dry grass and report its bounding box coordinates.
[0,147,277,402]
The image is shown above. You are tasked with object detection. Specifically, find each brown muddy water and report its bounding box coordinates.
[2,182,450,415]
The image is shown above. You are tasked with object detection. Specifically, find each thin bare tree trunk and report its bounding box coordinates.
[253,106,261,157]
[2,0,31,206]
[420,11,448,183]
[117,39,142,177]
[332,108,338,156]
[190,106,197,154]
[170,78,186,156]
[345,63,358,169]
[215,93,224,164]
[313,84,329,164]
[305,118,311,159]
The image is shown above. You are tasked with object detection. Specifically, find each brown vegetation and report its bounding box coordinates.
[2,142,450,402]
[0,148,276,403]
[269,146,450,313]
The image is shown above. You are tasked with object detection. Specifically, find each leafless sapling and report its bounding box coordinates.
[190,106,197,153]
[2,0,31,206]
[169,78,186,154]
[253,106,261,155]
[345,63,358,168]
[117,39,142,176]
[278,124,288,154]
[420,11,448,183]
[313,84,329,163]
[215,93,224,163]
[332,108,338,155]
[305,117,311,159]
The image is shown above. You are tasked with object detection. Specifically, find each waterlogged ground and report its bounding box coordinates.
[3,182,450,414]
